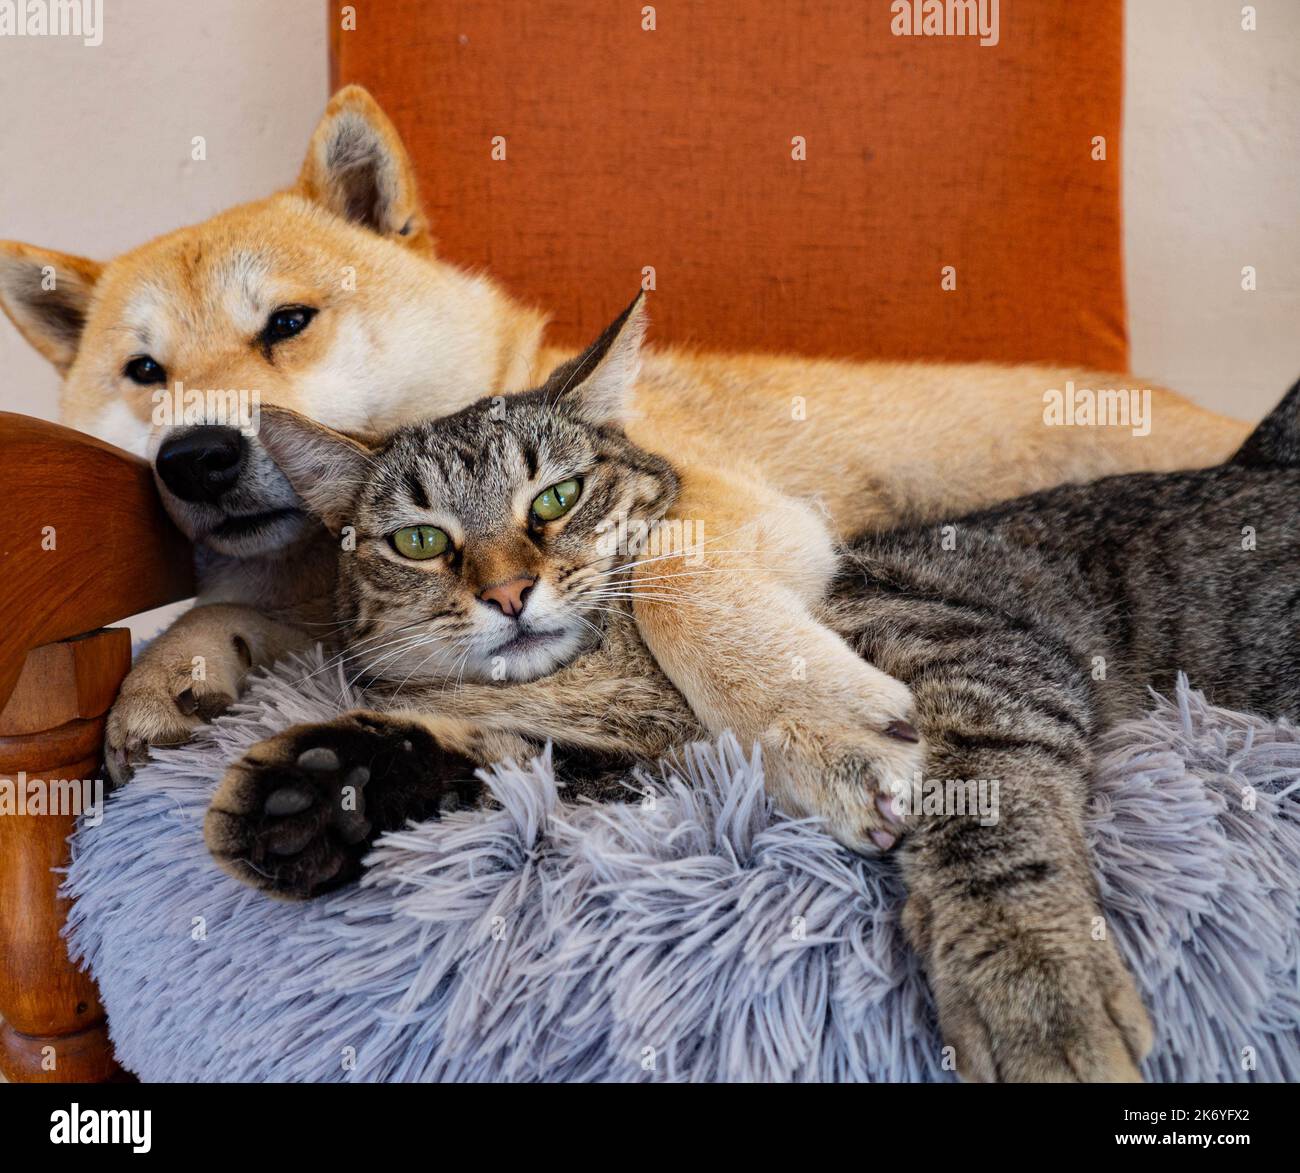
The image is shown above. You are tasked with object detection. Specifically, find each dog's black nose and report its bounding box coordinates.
[155,426,245,504]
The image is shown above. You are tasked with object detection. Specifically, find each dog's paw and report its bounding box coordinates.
[204,710,480,900]
[105,657,243,786]
[761,669,925,856]
[932,927,1153,1083]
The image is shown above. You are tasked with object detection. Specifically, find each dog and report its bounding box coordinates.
[0,85,1251,864]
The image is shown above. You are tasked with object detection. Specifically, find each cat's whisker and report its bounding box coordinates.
[577,589,730,614]
[338,628,464,695]
[386,630,475,699]
[351,626,463,672]
[579,593,732,616]
[576,551,804,584]
[438,637,478,698]
[309,620,437,670]
[291,620,433,686]
[581,566,794,591]
[569,610,610,648]
[383,629,478,699]
[338,639,432,693]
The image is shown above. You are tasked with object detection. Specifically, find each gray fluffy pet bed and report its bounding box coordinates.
[64,646,1300,1082]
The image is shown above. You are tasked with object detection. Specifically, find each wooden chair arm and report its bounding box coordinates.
[0,411,195,1083]
[0,411,195,710]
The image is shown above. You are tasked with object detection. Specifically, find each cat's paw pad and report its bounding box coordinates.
[204,711,473,899]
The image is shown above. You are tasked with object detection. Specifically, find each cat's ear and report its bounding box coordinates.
[544,292,647,427]
[256,405,373,531]
[296,85,431,251]
[0,241,103,371]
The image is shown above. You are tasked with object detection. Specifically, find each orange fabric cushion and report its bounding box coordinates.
[332,1,1128,370]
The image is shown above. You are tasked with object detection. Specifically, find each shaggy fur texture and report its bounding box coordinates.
[64,647,1299,1082]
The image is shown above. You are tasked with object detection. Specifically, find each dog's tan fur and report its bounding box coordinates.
[0,86,1250,847]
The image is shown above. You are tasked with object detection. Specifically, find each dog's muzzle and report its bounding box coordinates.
[155,425,246,504]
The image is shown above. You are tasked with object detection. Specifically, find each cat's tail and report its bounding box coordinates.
[1230,374,1300,467]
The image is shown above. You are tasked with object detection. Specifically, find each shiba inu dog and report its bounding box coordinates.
[0,86,1250,853]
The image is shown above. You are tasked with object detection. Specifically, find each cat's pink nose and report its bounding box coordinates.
[478,576,536,618]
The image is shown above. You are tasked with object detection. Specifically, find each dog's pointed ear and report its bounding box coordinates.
[542,292,648,428]
[256,405,373,532]
[0,241,103,371]
[296,85,431,250]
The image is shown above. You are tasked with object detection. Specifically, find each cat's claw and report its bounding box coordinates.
[105,666,237,787]
[763,705,926,857]
[885,719,921,743]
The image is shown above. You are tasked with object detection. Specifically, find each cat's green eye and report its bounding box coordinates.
[390,524,450,560]
[531,478,582,522]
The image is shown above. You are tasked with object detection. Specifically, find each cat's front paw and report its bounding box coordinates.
[761,670,925,856]
[929,925,1153,1083]
[204,710,479,900]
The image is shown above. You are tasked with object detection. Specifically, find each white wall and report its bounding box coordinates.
[0,1,1296,425]
[1125,0,1300,421]
[0,1,326,638]
[0,0,328,422]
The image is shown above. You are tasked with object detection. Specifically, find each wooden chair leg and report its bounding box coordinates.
[0,629,130,1082]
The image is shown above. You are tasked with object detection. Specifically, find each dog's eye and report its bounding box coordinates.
[261,305,317,345]
[123,355,167,385]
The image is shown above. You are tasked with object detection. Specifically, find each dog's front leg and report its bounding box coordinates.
[105,603,312,785]
[630,463,926,855]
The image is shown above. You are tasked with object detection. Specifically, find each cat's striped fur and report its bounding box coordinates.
[818,382,1300,1079]
[208,295,1299,1080]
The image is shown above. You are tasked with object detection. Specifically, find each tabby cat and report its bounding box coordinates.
[206,295,1299,1082]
